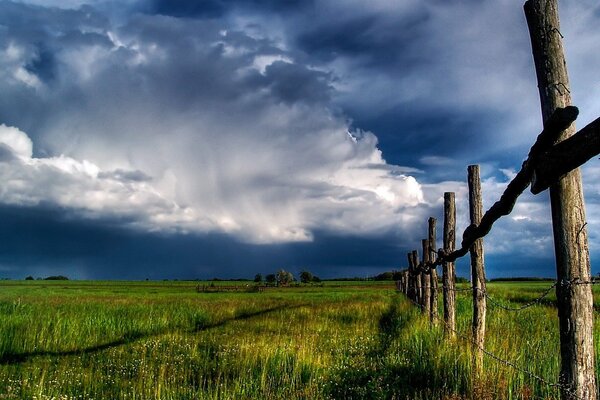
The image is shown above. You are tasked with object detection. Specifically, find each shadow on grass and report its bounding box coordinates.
[325,295,459,400]
[0,303,307,365]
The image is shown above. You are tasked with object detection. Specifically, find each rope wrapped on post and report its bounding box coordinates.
[531,115,600,194]
[415,106,581,271]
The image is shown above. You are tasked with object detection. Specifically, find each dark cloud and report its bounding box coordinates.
[296,11,429,69]
[148,0,307,19]
[0,0,598,281]
[151,0,226,19]
[25,46,56,83]
[348,106,506,181]
[261,61,333,105]
[0,2,108,37]
[0,204,408,279]
[0,202,569,280]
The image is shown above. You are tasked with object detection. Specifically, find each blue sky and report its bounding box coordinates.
[0,0,599,279]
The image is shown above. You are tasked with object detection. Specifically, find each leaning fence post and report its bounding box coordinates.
[421,239,431,315]
[428,217,438,325]
[468,165,486,374]
[524,2,596,398]
[443,192,457,338]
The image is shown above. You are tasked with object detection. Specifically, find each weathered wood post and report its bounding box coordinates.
[398,271,403,293]
[407,253,415,301]
[410,250,423,306]
[524,2,596,398]
[421,239,431,315]
[396,271,403,293]
[428,217,439,325]
[468,165,486,374]
[412,250,422,307]
[443,192,457,338]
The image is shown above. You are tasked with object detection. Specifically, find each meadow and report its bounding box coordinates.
[0,280,597,399]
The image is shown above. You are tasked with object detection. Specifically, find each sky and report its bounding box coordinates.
[0,0,599,280]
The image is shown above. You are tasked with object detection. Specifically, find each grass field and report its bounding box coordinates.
[0,280,597,399]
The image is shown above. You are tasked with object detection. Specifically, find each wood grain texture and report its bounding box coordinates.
[468,165,486,374]
[443,192,456,339]
[525,1,596,398]
[428,217,438,325]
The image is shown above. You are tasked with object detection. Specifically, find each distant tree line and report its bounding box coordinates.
[25,275,69,280]
[253,269,321,286]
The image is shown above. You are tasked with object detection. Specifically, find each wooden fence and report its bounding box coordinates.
[397,1,600,399]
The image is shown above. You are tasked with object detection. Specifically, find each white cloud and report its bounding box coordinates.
[0,0,597,259]
[0,124,33,158]
[0,124,206,233]
[0,115,427,244]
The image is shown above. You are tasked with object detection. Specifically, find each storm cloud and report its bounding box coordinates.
[0,0,598,279]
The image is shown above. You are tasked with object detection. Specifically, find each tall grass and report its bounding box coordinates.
[0,281,596,399]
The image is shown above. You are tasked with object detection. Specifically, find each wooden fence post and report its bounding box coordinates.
[524,2,596,398]
[428,217,438,325]
[407,253,415,301]
[421,239,431,315]
[468,165,486,374]
[398,271,403,293]
[443,192,456,338]
[412,250,421,308]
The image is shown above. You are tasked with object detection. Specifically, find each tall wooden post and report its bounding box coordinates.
[421,239,431,315]
[428,217,438,325]
[443,192,456,338]
[468,165,486,373]
[407,253,415,301]
[399,271,404,294]
[525,2,596,399]
[412,250,422,306]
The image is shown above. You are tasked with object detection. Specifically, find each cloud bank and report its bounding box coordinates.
[0,0,598,278]
[0,2,428,245]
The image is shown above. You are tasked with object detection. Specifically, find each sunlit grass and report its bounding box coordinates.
[0,281,597,399]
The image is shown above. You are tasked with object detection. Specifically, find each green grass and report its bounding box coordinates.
[0,280,597,399]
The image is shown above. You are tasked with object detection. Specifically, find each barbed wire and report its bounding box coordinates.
[401,293,584,400]
[405,282,557,306]
[481,284,556,312]
[400,279,600,316]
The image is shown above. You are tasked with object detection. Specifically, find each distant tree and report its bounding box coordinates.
[254,273,263,283]
[276,269,294,286]
[44,275,69,280]
[265,274,276,285]
[374,271,394,281]
[312,275,321,283]
[25,276,34,280]
[299,270,313,284]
